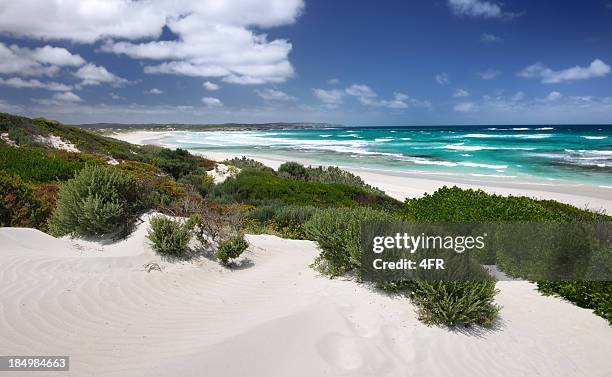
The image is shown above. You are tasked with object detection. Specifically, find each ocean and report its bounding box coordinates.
[155,125,612,188]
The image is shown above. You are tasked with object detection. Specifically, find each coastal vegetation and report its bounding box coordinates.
[48,165,144,238]
[148,216,193,257]
[0,112,610,326]
[216,235,249,265]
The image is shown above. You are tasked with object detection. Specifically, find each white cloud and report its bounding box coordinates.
[0,42,84,76]
[202,97,223,108]
[145,88,163,95]
[345,84,377,104]
[313,84,431,110]
[74,63,129,86]
[313,88,345,108]
[518,59,610,84]
[478,69,501,80]
[203,81,220,91]
[53,91,82,102]
[0,77,72,91]
[542,91,562,102]
[379,93,431,109]
[327,78,340,85]
[0,1,303,85]
[453,88,470,98]
[454,102,477,112]
[448,0,518,19]
[255,88,296,101]
[435,73,450,85]
[480,33,503,43]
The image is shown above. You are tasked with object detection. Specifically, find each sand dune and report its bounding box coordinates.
[1,214,611,376]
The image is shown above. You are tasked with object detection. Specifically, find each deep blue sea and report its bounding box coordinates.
[157,125,612,188]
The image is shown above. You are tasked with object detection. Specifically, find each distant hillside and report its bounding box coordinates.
[78,121,343,133]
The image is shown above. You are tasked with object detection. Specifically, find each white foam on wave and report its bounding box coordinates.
[374,137,394,142]
[442,143,536,151]
[531,149,612,168]
[536,127,554,131]
[400,137,412,141]
[581,136,607,140]
[463,133,551,139]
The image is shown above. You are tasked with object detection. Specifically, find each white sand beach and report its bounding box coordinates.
[1,130,611,377]
[1,214,611,377]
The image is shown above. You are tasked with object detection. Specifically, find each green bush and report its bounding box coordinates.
[538,281,611,324]
[278,161,309,180]
[148,216,192,256]
[304,165,383,194]
[304,207,396,276]
[210,169,401,211]
[152,148,207,179]
[0,171,51,228]
[223,156,275,173]
[246,204,316,239]
[409,280,500,327]
[401,185,611,324]
[48,165,143,237]
[216,234,249,265]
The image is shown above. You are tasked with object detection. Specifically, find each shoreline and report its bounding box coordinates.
[113,130,612,214]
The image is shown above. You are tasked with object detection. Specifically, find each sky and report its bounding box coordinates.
[0,0,611,126]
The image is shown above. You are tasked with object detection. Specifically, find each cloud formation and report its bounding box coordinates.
[480,33,503,43]
[145,88,163,95]
[453,89,470,98]
[202,97,223,108]
[312,88,345,108]
[435,73,450,85]
[0,77,72,91]
[256,88,296,101]
[203,81,220,91]
[74,63,129,87]
[0,43,84,76]
[478,69,501,80]
[518,59,610,84]
[0,1,303,85]
[313,84,430,110]
[454,102,477,112]
[448,0,518,19]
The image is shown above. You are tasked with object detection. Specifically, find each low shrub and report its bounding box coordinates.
[278,161,309,180]
[537,281,611,324]
[210,169,401,211]
[223,156,275,173]
[187,202,246,247]
[216,234,249,265]
[0,171,51,228]
[178,172,215,197]
[304,207,396,276]
[148,216,192,256]
[409,280,500,327]
[152,148,199,179]
[48,165,143,238]
[305,165,383,194]
[400,185,611,324]
[246,204,315,239]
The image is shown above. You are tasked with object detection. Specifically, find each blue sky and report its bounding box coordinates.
[0,0,611,125]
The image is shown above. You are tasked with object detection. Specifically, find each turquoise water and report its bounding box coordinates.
[156,125,612,187]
